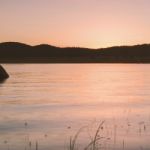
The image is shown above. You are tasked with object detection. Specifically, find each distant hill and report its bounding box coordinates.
[0,42,150,63]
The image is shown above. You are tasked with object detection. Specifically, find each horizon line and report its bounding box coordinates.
[1,41,150,50]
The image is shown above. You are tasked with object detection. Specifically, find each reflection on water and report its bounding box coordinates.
[0,64,150,150]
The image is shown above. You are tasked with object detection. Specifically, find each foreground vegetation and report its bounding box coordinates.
[69,121,105,150]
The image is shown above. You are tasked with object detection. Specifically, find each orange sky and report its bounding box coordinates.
[0,0,150,48]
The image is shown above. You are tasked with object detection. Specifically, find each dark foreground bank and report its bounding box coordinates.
[0,65,9,81]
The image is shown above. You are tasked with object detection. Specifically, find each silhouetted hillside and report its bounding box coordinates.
[0,42,150,63]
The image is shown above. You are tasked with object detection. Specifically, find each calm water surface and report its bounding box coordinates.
[0,64,150,150]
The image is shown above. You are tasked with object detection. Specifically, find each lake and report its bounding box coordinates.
[0,64,150,150]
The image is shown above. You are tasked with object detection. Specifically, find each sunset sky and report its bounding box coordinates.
[0,0,150,48]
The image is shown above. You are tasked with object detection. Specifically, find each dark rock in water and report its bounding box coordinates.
[0,65,9,81]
